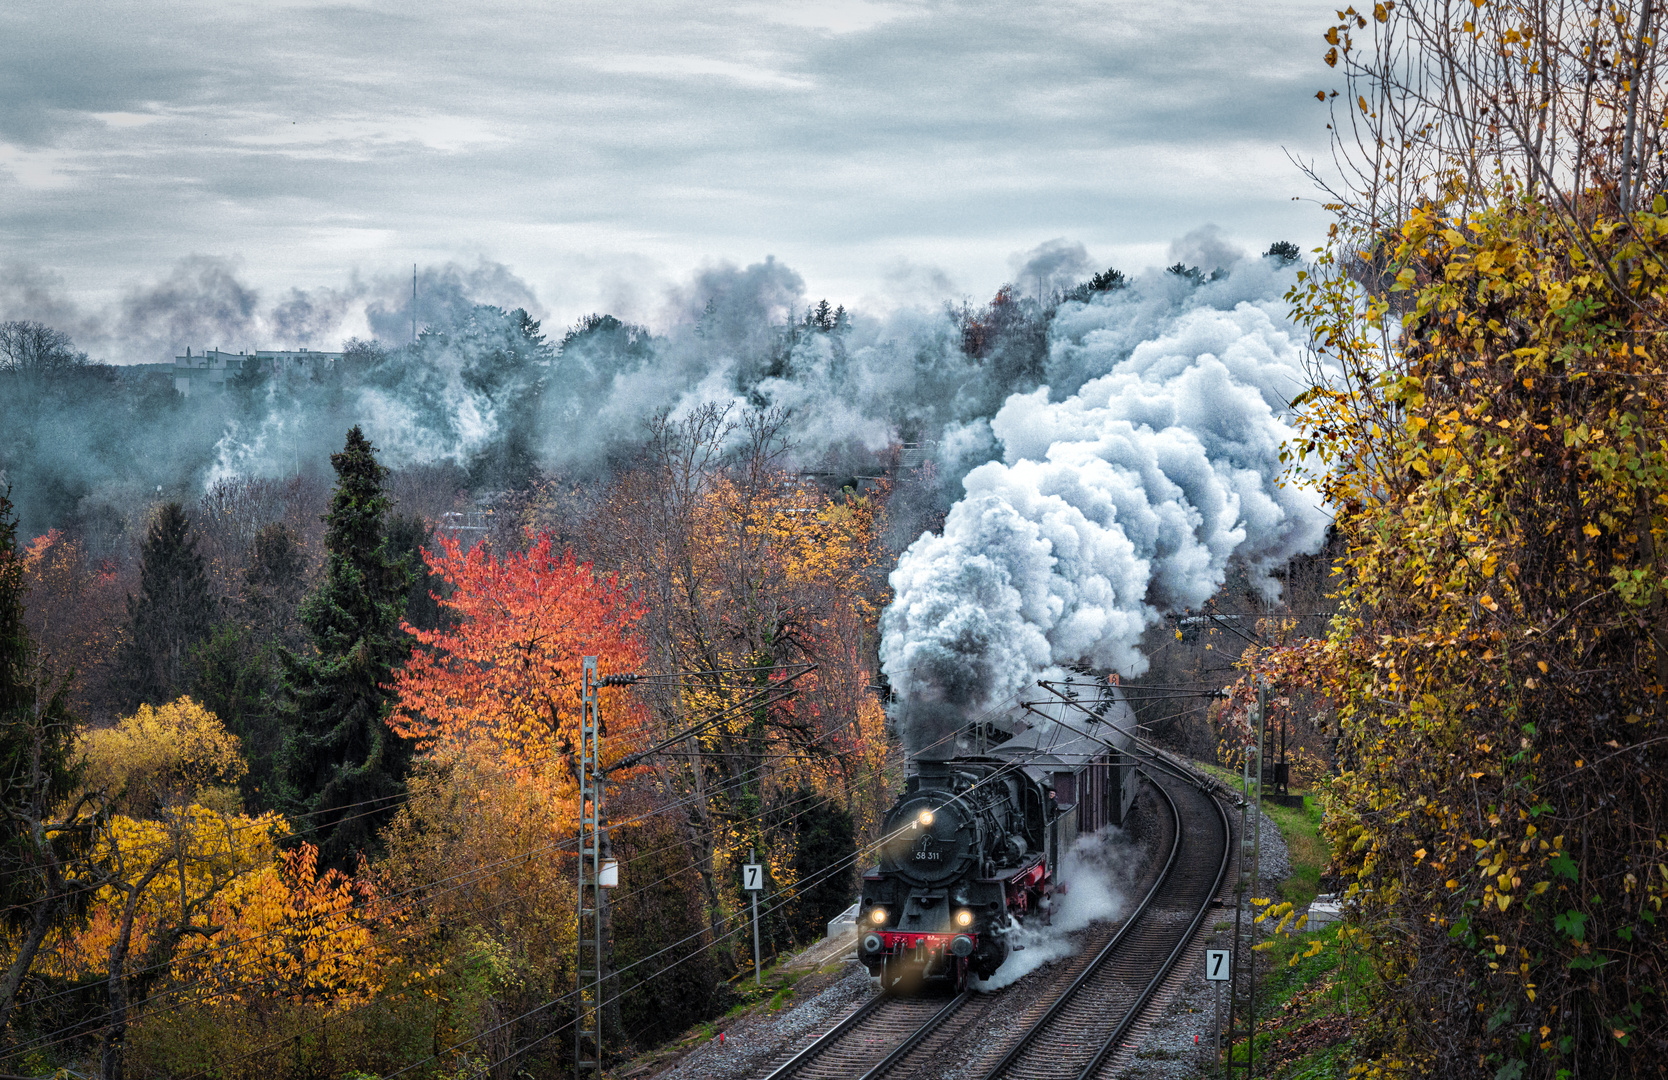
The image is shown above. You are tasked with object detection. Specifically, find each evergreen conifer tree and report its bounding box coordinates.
[280,427,413,868]
[120,502,213,707]
[193,522,310,811]
[385,512,446,633]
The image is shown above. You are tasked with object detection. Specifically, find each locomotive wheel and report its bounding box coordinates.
[882,954,923,995]
[881,954,902,994]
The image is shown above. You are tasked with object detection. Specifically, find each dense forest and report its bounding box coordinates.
[6,256,1318,1077]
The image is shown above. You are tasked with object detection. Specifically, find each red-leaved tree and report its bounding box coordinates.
[388,533,648,789]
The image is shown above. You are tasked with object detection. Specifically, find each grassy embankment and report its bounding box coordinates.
[1193,761,1373,1078]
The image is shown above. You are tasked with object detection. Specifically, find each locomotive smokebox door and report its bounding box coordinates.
[879,793,980,889]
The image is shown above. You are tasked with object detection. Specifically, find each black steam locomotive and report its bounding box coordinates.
[855,697,1138,992]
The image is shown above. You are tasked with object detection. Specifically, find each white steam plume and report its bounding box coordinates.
[881,261,1329,751]
[974,828,1133,991]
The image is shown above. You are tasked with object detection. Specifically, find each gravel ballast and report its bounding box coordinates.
[638,772,1304,1080]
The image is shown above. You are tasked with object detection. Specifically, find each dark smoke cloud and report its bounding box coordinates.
[268,282,366,348]
[0,255,547,364]
[0,254,556,541]
[0,262,105,345]
[877,259,960,310]
[0,262,83,327]
[365,261,546,344]
[1166,224,1245,273]
[665,256,804,365]
[117,254,260,357]
[1009,238,1094,300]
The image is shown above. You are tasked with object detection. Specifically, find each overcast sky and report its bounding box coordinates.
[0,0,1336,359]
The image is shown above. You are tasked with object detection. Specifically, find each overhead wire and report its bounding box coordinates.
[181,733,977,1080]
[3,671,874,1042]
[9,680,1048,1072]
[377,737,1055,1080]
[175,703,1035,1079]
[0,706,939,1068]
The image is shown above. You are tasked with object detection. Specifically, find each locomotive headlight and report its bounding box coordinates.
[869,907,888,925]
[917,809,934,826]
[955,909,974,928]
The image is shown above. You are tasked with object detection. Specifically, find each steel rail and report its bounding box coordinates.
[756,984,974,1080]
[1073,759,1233,1079]
[976,768,1186,1079]
[978,753,1231,1080]
[854,991,974,1080]
[756,992,893,1080]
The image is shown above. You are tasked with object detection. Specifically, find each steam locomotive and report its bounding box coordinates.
[855,692,1139,992]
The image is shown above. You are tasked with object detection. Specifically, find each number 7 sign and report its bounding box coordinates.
[1205,949,1230,981]
[743,863,764,891]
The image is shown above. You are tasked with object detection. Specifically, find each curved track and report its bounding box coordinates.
[975,760,1231,1080]
[757,756,1228,1080]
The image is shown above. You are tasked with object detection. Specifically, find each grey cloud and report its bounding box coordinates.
[0,0,1333,330]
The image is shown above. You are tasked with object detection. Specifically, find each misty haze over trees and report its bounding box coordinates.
[0,239,1327,1077]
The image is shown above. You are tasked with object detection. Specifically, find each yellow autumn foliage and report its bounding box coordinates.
[43,805,286,981]
[80,696,246,815]
[177,843,382,1006]
[1279,191,1668,1074]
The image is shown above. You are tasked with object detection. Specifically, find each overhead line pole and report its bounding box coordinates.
[573,658,816,1074]
[576,657,604,1075]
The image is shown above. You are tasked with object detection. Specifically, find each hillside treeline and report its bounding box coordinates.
[0,262,1154,1078]
[0,410,897,1078]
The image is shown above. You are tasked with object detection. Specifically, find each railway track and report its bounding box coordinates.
[757,990,972,1080]
[975,759,1231,1080]
[756,756,1227,1080]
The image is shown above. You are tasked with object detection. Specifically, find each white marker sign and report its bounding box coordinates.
[1205,949,1231,981]
[743,863,764,891]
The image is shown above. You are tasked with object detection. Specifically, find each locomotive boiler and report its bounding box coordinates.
[856,694,1138,992]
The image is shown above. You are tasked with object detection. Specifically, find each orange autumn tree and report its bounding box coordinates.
[176,843,381,1006]
[584,406,895,955]
[381,534,648,1071]
[389,532,648,788]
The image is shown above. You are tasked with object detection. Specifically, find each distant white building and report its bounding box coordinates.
[172,347,344,397]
